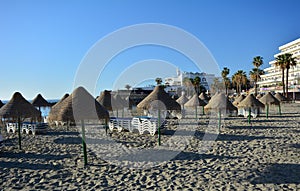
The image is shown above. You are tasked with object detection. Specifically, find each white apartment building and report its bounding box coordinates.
[164,68,215,91]
[258,38,300,92]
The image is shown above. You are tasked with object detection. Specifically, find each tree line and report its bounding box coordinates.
[219,53,297,97]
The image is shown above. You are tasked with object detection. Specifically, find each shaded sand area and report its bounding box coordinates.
[1,103,300,190]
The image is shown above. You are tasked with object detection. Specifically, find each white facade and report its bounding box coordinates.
[258,38,300,92]
[164,68,215,90]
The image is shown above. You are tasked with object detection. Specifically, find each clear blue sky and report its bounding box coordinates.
[1,0,300,100]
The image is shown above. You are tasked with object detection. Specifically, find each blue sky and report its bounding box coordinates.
[0,0,300,100]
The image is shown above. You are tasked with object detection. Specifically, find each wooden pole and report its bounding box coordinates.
[202,106,205,115]
[105,118,108,135]
[218,110,221,132]
[195,105,197,121]
[248,108,251,124]
[278,104,281,116]
[18,117,22,150]
[81,120,88,166]
[158,109,161,146]
[266,104,269,119]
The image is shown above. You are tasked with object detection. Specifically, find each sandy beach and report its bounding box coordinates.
[1,103,300,190]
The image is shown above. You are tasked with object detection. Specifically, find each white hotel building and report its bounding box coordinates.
[164,68,215,95]
[258,38,300,93]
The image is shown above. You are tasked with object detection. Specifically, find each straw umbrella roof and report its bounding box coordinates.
[96,90,112,111]
[238,94,264,108]
[199,92,210,101]
[48,93,69,121]
[137,86,181,111]
[259,92,280,105]
[204,92,237,111]
[274,92,287,102]
[32,94,51,107]
[176,94,189,106]
[49,87,109,122]
[0,100,4,108]
[256,93,263,99]
[51,94,69,109]
[184,94,206,107]
[0,92,41,119]
[112,93,127,109]
[233,94,246,106]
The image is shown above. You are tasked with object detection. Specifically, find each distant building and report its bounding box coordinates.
[164,68,215,91]
[258,38,300,93]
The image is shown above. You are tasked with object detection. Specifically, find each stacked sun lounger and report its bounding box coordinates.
[109,116,165,136]
[6,122,48,135]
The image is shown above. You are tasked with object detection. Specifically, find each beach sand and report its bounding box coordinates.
[0,103,300,190]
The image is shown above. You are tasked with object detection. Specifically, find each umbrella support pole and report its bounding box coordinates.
[105,118,108,135]
[218,110,221,132]
[195,106,197,121]
[278,105,281,116]
[81,120,88,166]
[158,109,161,146]
[266,104,269,119]
[18,117,22,150]
[248,108,251,124]
[202,106,205,115]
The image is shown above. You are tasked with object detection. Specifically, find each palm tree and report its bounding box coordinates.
[232,70,247,94]
[125,84,131,90]
[249,68,265,92]
[221,67,230,95]
[275,53,297,97]
[275,54,286,96]
[210,77,224,94]
[193,76,201,94]
[252,56,264,96]
[155,77,162,85]
[283,53,297,97]
[183,77,194,97]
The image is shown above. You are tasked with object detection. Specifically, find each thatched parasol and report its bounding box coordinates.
[48,93,69,122]
[204,93,236,130]
[50,87,109,123]
[0,92,41,150]
[112,93,127,117]
[32,94,51,111]
[0,100,4,108]
[238,94,264,123]
[233,94,246,107]
[199,92,210,102]
[204,92,237,111]
[256,93,263,99]
[259,92,281,118]
[97,90,112,111]
[0,92,41,119]
[56,87,109,166]
[184,94,207,118]
[112,93,127,110]
[137,86,181,111]
[274,92,287,102]
[238,94,265,108]
[176,93,189,106]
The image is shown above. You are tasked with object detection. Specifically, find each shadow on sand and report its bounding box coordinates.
[46,131,80,136]
[0,161,63,170]
[0,151,72,161]
[53,136,116,145]
[227,125,294,130]
[250,163,300,184]
[112,149,239,163]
